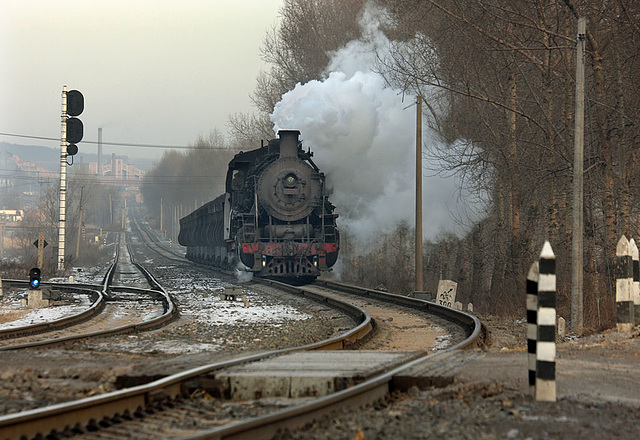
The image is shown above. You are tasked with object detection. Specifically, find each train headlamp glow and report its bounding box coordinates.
[262,255,267,267]
[313,256,318,267]
[283,173,297,187]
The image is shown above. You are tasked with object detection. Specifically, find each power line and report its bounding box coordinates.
[0,173,227,186]
[0,131,234,151]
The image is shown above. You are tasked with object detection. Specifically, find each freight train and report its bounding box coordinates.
[178,130,339,280]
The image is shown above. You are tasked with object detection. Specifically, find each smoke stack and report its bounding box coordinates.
[278,130,300,158]
[98,128,103,176]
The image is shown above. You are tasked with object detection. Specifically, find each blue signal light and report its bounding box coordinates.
[29,267,41,289]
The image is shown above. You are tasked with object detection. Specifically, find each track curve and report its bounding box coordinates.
[0,233,177,351]
[0,277,480,439]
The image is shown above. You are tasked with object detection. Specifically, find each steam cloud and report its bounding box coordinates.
[271,4,462,244]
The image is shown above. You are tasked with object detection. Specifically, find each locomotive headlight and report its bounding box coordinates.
[283,173,298,187]
[313,256,318,267]
[262,255,267,267]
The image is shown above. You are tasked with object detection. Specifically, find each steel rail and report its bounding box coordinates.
[129,208,187,263]
[0,282,104,341]
[173,281,482,439]
[0,281,373,439]
[0,278,482,439]
[0,243,120,341]
[317,279,482,347]
[0,235,177,351]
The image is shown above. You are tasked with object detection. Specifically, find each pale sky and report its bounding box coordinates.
[0,0,282,160]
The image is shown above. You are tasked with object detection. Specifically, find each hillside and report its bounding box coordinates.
[0,142,155,172]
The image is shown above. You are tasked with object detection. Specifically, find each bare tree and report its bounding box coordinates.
[373,0,640,325]
[232,0,368,142]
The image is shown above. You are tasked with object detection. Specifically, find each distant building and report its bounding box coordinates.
[0,209,24,222]
[89,153,144,180]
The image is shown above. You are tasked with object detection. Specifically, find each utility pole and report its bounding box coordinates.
[121,197,127,230]
[415,95,424,292]
[57,86,68,272]
[572,17,587,333]
[75,186,84,259]
[0,221,4,259]
[37,231,45,269]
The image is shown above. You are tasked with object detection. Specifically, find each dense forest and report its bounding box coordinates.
[142,0,640,331]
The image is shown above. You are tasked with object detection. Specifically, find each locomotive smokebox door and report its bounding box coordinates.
[258,159,321,222]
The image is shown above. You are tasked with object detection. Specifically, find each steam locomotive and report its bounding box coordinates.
[178,130,339,280]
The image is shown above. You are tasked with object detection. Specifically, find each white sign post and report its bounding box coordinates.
[436,280,457,307]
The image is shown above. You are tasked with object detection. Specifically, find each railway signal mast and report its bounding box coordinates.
[57,86,84,272]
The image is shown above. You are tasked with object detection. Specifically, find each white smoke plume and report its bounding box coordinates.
[271,4,461,244]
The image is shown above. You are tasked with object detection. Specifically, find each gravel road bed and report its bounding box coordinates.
[276,318,640,440]
[0,274,356,416]
[5,232,638,440]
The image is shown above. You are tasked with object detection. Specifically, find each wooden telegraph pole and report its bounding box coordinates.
[571,17,586,333]
[36,232,46,269]
[75,186,84,259]
[415,96,423,292]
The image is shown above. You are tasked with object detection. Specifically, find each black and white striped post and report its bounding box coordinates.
[615,235,635,332]
[526,262,539,396]
[536,241,556,402]
[630,238,640,325]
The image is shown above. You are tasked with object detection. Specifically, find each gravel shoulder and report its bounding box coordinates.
[460,320,640,407]
[279,316,640,440]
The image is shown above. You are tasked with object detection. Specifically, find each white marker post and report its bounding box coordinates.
[436,280,457,307]
[630,238,640,325]
[615,236,634,332]
[536,241,556,402]
[526,261,539,396]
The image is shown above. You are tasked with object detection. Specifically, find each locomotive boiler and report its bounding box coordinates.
[178,130,339,280]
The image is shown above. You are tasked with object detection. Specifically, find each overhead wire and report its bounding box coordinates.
[1,131,235,189]
[0,131,234,151]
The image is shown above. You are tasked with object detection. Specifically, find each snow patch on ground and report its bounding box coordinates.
[170,275,312,327]
[0,293,93,329]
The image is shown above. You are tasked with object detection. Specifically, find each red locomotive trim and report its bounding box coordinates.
[241,242,338,255]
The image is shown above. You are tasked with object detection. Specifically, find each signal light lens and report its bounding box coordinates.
[29,267,41,289]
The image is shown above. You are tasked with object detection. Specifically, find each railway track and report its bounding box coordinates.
[0,233,177,351]
[0,273,481,439]
[129,208,187,263]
